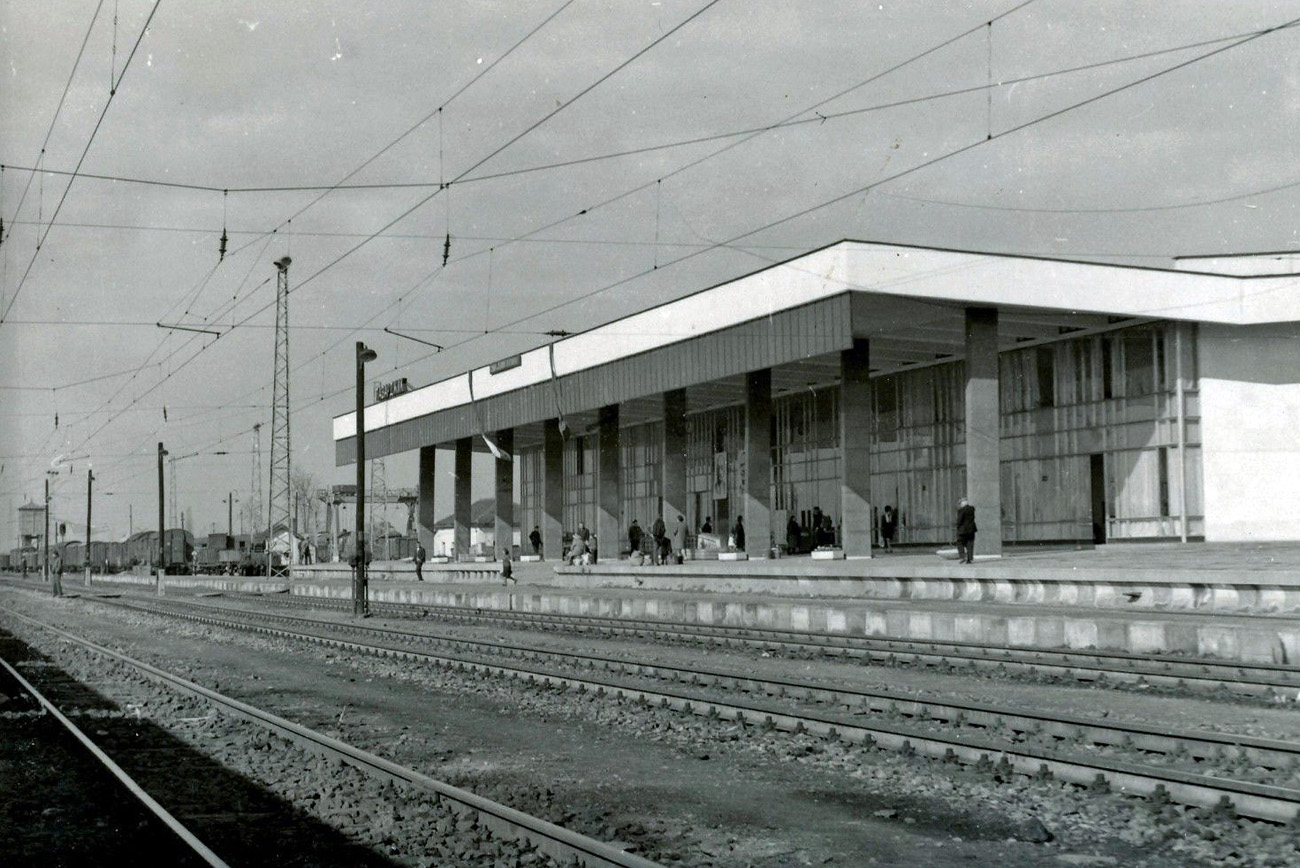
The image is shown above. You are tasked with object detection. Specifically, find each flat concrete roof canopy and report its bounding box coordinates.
[335,240,1300,465]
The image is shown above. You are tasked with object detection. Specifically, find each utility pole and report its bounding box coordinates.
[355,341,377,616]
[43,476,50,586]
[85,469,93,587]
[268,256,292,577]
[157,442,167,596]
[228,491,233,538]
[168,455,178,529]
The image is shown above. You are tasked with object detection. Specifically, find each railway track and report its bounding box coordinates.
[0,607,663,868]
[79,592,1300,825]
[235,588,1300,699]
[0,632,229,867]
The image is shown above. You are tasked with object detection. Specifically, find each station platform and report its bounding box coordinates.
[45,542,1300,665]
[287,541,1300,617]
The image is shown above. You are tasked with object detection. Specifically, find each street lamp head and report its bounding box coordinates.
[358,343,378,364]
[275,256,292,271]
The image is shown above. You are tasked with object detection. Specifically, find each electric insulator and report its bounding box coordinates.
[218,228,228,262]
[442,232,451,267]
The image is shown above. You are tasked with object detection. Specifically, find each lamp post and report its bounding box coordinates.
[44,471,59,595]
[355,341,378,617]
[85,468,94,588]
[157,442,168,596]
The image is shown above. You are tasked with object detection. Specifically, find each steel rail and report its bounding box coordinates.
[85,595,1300,824]
[0,655,233,868]
[239,590,1300,696]
[0,607,663,868]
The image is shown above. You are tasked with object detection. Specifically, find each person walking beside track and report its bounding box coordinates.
[955,497,977,564]
[413,541,426,581]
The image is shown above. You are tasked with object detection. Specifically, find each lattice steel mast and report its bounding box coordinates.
[267,256,292,576]
[250,423,263,537]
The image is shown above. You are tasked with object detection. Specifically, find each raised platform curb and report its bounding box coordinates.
[550,563,1300,615]
[286,580,1300,665]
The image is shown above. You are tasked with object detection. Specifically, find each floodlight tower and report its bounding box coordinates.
[268,256,292,576]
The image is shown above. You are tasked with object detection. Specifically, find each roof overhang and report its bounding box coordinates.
[335,240,1300,465]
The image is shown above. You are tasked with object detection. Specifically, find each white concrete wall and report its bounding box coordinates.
[1199,323,1300,541]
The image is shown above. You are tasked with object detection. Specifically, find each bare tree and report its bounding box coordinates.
[289,466,317,538]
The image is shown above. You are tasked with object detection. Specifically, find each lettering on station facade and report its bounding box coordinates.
[489,354,522,374]
[374,378,411,402]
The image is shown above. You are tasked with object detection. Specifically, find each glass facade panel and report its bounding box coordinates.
[771,386,841,550]
[620,421,663,552]
[563,435,596,537]
[519,448,543,551]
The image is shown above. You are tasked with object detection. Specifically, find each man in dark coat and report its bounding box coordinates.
[785,515,801,554]
[628,519,643,555]
[733,515,746,552]
[651,515,667,565]
[955,498,977,564]
[414,542,426,581]
[529,526,542,555]
[880,506,898,553]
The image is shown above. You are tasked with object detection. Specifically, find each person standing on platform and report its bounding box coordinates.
[501,551,514,585]
[733,515,746,552]
[529,526,542,556]
[880,505,898,553]
[568,532,588,565]
[651,515,667,565]
[414,541,426,581]
[577,522,590,544]
[628,519,643,557]
[955,498,977,564]
[786,515,801,554]
[670,514,686,564]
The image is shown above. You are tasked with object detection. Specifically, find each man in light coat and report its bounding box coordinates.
[669,515,686,564]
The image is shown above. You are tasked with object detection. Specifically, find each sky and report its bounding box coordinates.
[3,0,1300,544]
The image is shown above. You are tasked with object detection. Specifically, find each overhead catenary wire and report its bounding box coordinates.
[0,0,161,326]
[25,6,1291,501]
[8,0,583,472]
[41,0,655,468]
[76,0,1052,450]
[314,8,1300,413]
[2,1,104,249]
[5,18,1292,214]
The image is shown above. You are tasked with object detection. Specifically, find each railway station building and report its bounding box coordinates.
[334,241,1300,560]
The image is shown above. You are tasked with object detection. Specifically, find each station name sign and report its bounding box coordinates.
[374,377,410,402]
[489,354,522,374]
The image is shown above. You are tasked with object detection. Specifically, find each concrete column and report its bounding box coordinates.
[743,369,772,557]
[597,404,621,560]
[840,339,873,558]
[662,389,688,528]
[417,446,437,554]
[543,419,564,560]
[454,437,473,561]
[964,307,1002,556]
[494,429,514,559]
